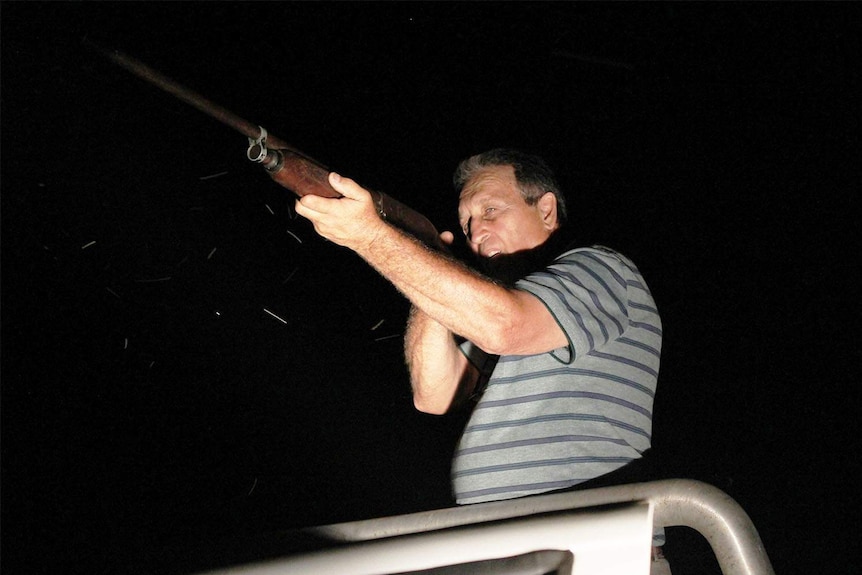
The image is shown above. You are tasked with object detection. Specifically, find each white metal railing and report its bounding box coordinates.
[312,479,775,575]
[198,479,774,575]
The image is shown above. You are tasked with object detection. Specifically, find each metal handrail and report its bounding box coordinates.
[310,479,775,575]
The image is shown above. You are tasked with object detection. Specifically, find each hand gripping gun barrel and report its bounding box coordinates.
[88,42,443,250]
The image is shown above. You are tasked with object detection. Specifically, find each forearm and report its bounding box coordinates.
[294,172,564,355]
[356,222,515,353]
[405,306,476,414]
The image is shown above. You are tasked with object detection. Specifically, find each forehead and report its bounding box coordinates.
[458,165,520,209]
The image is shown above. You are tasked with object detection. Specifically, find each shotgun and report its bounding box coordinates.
[88,42,444,250]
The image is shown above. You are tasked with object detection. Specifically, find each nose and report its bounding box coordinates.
[467,220,490,252]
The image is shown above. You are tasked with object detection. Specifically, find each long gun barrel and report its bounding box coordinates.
[88,42,443,249]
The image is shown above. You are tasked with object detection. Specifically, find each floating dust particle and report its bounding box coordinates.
[199,171,229,181]
[263,308,287,324]
[282,268,299,284]
[374,334,401,342]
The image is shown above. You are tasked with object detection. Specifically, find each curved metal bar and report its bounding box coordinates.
[309,479,775,575]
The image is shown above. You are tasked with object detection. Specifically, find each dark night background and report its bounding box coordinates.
[2,3,859,574]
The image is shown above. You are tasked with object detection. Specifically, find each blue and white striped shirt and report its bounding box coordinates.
[453,246,662,504]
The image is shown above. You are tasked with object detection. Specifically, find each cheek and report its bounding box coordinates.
[511,219,546,250]
[499,221,526,248]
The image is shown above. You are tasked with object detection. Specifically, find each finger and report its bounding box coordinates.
[295,196,325,220]
[439,231,455,246]
[328,172,367,201]
[297,193,331,214]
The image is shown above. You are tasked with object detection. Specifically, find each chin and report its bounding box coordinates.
[477,235,564,285]
[479,252,537,285]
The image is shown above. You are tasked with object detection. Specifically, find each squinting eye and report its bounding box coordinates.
[484,207,496,216]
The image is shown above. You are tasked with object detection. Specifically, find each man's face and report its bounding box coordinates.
[457,165,557,261]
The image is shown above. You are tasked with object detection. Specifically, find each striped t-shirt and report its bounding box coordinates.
[453,246,662,504]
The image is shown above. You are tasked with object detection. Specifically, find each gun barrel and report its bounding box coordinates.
[89,41,443,249]
[87,41,303,155]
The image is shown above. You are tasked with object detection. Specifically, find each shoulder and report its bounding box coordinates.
[551,245,636,282]
[556,245,629,263]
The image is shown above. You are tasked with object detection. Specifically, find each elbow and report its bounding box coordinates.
[411,371,462,415]
[412,392,451,415]
[408,367,453,414]
[474,317,521,357]
[411,357,479,415]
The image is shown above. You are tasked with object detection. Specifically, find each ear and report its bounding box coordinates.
[537,192,558,230]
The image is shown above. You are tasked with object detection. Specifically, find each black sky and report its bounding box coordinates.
[2,3,859,574]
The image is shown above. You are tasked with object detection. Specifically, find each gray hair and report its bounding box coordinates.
[453,149,568,226]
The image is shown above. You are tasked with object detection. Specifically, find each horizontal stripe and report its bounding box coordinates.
[454,455,633,478]
[629,300,659,315]
[464,413,652,439]
[629,320,663,336]
[490,368,656,399]
[456,434,629,456]
[456,479,582,501]
[475,390,653,418]
[618,337,661,358]
[586,350,659,378]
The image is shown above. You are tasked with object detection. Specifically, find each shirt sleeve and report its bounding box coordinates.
[514,247,632,365]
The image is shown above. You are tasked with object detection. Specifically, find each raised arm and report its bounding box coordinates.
[294,173,567,357]
[404,306,480,414]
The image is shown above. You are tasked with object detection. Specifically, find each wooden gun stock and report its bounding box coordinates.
[89,41,443,250]
[260,148,443,250]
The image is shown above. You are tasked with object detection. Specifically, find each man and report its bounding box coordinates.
[295,148,662,506]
